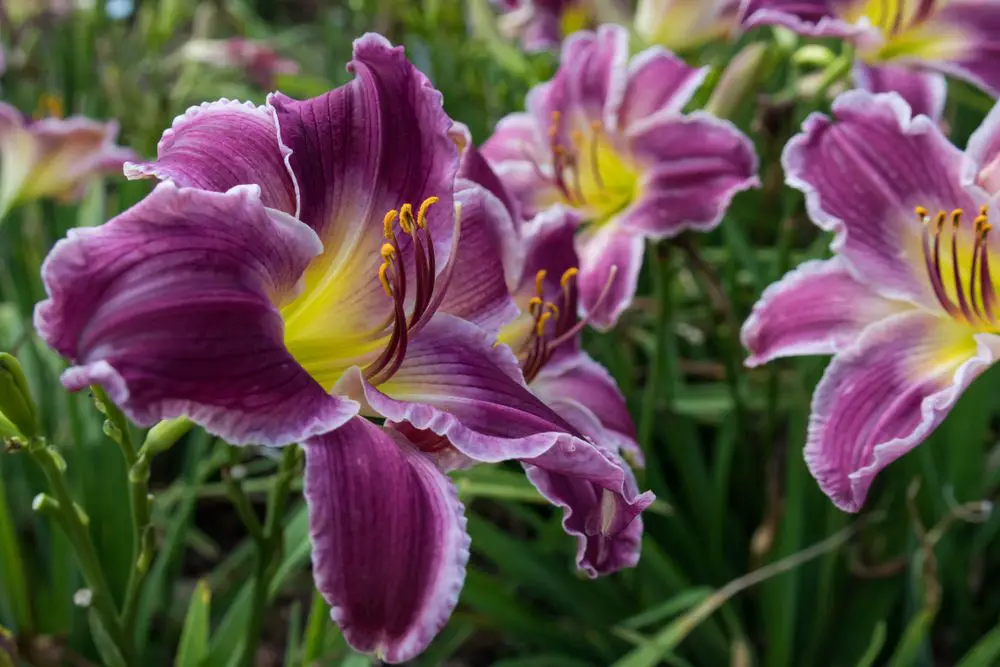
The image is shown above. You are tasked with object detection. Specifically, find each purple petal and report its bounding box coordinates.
[806,310,999,512]
[530,350,643,466]
[782,90,974,305]
[741,257,909,367]
[269,33,458,337]
[920,2,1000,97]
[618,47,708,132]
[35,182,357,446]
[523,443,653,576]
[304,417,469,662]
[739,0,871,40]
[452,121,522,225]
[963,100,1000,196]
[480,111,561,222]
[124,99,297,215]
[576,223,644,330]
[852,63,947,122]
[437,182,523,335]
[555,24,630,127]
[336,314,587,463]
[623,112,759,237]
[0,103,136,212]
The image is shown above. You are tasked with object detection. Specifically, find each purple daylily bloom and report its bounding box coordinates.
[0,102,136,216]
[741,0,1000,96]
[37,34,652,661]
[495,0,598,52]
[483,24,759,328]
[635,0,741,51]
[853,61,947,121]
[741,90,1000,513]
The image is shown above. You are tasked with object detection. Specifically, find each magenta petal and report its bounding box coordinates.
[523,442,653,576]
[35,183,357,446]
[555,24,630,126]
[437,182,523,335]
[336,314,584,463]
[618,48,708,131]
[805,311,1000,512]
[852,63,947,122]
[576,224,644,330]
[269,33,457,246]
[963,100,1000,196]
[927,2,1000,97]
[530,350,643,466]
[741,257,907,367]
[782,90,974,305]
[304,417,469,663]
[453,122,522,224]
[740,0,869,39]
[624,112,759,238]
[123,99,297,215]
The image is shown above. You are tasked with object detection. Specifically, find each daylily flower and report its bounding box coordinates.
[740,0,1000,96]
[495,0,598,52]
[853,62,947,121]
[635,0,740,52]
[37,34,652,661]
[0,102,136,217]
[181,38,300,89]
[741,89,1000,512]
[483,24,758,328]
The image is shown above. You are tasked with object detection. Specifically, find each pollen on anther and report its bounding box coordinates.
[399,203,414,234]
[536,311,553,336]
[378,263,393,297]
[915,205,929,220]
[535,270,547,296]
[380,243,396,260]
[952,209,963,227]
[383,210,398,238]
[560,267,579,289]
[417,196,439,229]
[934,211,947,232]
[545,302,560,316]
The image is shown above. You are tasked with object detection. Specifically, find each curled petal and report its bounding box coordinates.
[452,121,522,224]
[624,112,759,237]
[35,182,356,446]
[337,314,584,463]
[271,33,458,340]
[852,63,947,123]
[305,417,469,663]
[963,99,1000,196]
[806,311,1000,512]
[530,350,642,466]
[576,224,644,330]
[0,103,136,214]
[782,90,973,306]
[437,182,523,335]
[618,47,708,132]
[739,0,873,41]
[523,442,653,576]
[124,99,298,215]
[918,2,1000,97]
[741,256,910,367]
[555,24,630,128]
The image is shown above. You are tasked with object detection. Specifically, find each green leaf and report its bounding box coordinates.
[175,580,211,667]
[88,608,127,667]
[855,621,887,667]
[956,623,1000,667]
[618,589,713,631]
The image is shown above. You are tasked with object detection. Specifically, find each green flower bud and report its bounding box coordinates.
[0,353,37,438]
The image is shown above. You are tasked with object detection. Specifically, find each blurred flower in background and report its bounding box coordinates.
[494,0,598,51]
[635,0,740,52]
[741,0,1000,96]
[484,24,758,328]
[181,38,300,89]
[0,102,135,218]
[2,0,73,26]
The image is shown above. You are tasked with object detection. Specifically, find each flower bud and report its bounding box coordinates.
[0,353,37,438]
[706,42,769,119]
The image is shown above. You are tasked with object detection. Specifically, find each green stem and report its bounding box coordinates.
[26,439,136,665]
[638,243,673,450]
[239,446,300,667]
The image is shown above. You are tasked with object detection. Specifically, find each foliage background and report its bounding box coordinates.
[3,1,1000,665]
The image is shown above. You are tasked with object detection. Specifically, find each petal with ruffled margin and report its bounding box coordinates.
[0,103,136,214]
[124,99,297,215]
[852,63,947,122]
[618,47,708,132]
[963,99,1000,196]
[304,417,469,663]
[35,182,357,446]
[806,310,1000,512]
[555,24,630,127]
[272,33,458,342]
[741,256,912,367]
[436,182,522,335]
[623,112,759,238]
[531,350,643,466]
[576,223,643,330]
[782,90,974,306]
[452,122,522,225]
[739,0,872,40]
[523,442,653,576]
[336,314,586,463]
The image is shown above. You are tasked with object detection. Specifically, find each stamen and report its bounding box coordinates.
[535,270,547,296]
[417,196,439,229]
[536,311,553,336]
[560,267,578,288]
[378,263,393,297]
[383,210,398,239]
[399,203,414,234]
[380,243,396,260]
[950,209,975,321]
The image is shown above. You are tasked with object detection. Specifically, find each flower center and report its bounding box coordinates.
[531,111,638,223]
[363,196,441,385]
[849,0,932,37]
[917,205,998,328]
